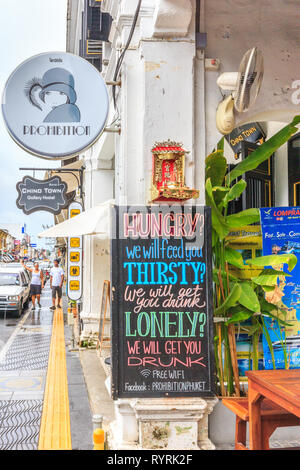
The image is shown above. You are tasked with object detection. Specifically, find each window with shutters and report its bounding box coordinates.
[288,133,300,206]
[89,0,102,7]
[228,141,274,215]
[87,2,101,40]
[79,0,112,69]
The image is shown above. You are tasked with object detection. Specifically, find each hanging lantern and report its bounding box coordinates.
[150,140,199,203]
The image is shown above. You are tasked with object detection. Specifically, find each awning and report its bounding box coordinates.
[45,159,84,194]
[38,200,114,238]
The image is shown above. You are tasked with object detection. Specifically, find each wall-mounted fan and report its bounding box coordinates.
[216,47,264,134]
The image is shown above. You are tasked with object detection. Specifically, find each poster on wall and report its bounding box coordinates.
[260,207,300,369]
[111,205,215,399]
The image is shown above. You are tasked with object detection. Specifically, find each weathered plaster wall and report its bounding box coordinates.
[204,0,300,152]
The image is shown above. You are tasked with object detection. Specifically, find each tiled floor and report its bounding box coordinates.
[0,289,96,450]
[0,288,53,449]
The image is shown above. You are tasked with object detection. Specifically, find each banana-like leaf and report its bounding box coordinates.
[212,186,230,206]
[246,253,297,272]
[261,317,276,369]
[214,283,242,315]
[205,151,227,187]
[239,282,260,312]
[260,298,286,317]
[226,306,253,325]
[262,311,292,327]
[217,137,225,153]
[212,268,238,284]
[226,116,300,184]
[212,229,219,248]
[225,247,244,268]
[222,179,247,208]
[226,208,260,229]
[242,323,262,336]
[252,268,291,286]
[261,285,276,292]
[205,178,229,240]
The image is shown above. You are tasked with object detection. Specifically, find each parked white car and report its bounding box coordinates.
[0,266,31,316]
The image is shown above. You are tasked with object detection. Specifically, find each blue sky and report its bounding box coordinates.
[0,0,68,248]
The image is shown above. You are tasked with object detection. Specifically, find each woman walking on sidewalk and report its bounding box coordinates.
[21,259,44,310]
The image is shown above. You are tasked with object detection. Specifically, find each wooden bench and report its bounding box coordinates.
[222,397,300,450]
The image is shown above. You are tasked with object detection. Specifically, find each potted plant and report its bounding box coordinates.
[205,115,300,397]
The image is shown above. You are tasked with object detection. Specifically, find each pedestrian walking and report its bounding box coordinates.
[21,259,44,310]
[50,259,64,310]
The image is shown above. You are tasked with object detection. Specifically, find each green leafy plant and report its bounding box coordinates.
[206,116,300,396]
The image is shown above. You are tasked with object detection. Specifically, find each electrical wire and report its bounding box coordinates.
[112,0,142,109]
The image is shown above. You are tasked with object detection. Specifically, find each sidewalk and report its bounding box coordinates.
[0,286,93,450]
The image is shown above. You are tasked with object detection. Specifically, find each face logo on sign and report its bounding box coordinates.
[70,209,80,218]
[70,238,80,248]
[25,68,81,123]
[2,52,109,159]
[70,266,80,277]
[70,281,80,291]
[70,252,80,262]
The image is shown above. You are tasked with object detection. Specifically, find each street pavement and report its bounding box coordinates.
[0,284,93,450]
[2,285,299,451]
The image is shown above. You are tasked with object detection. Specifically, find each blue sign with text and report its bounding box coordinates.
[260,207,300,369]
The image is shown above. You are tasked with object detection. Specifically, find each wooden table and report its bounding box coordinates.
[246,370,300,449]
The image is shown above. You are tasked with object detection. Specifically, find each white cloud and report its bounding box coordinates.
[0,0,68,241]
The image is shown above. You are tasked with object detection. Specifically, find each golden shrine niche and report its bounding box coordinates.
[150,140,199,203]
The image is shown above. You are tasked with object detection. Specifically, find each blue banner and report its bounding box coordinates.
[260,207,300,369]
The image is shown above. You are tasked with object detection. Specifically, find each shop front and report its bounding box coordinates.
[59,0,300,450]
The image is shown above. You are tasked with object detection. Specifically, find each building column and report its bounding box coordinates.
[80,148,114,327]
[103,0,218,450]
[112,0,196,204]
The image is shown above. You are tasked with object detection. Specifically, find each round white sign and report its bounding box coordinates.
[2,52,109,159]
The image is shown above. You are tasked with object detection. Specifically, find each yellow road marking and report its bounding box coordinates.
[38,308,72,450]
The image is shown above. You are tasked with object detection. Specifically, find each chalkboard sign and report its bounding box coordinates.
[97,280,111,353]
[111,205,215,399]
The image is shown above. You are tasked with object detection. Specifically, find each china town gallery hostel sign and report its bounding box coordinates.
[2,52,109,159]
[111,205,215,399]
[16,176,68,215]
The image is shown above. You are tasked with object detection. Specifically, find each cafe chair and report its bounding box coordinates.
[222,397,300,450]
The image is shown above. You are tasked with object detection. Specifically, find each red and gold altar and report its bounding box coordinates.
[150,140,199,203]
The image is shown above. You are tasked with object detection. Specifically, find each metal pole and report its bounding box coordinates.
[92,414,103,430]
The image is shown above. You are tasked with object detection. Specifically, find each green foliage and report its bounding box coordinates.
[226,208,260,229]
[226,306,253,325]
[214,284,242,315]
[212,268,237,284]
[205,116,300,396]
[221,180,247,208]
[205,178,229,240]
[225,247,244,268]
[239,283,260,312]
[252,269,291,286]
[246,253,297,271]
[205,151,227,187]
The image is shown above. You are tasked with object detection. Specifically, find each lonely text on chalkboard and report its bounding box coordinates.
[111,205,215,399]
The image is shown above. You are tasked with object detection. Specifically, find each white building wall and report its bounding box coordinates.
[64,0,300,449]
[65,0,300,324]
[81,149,114,322]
